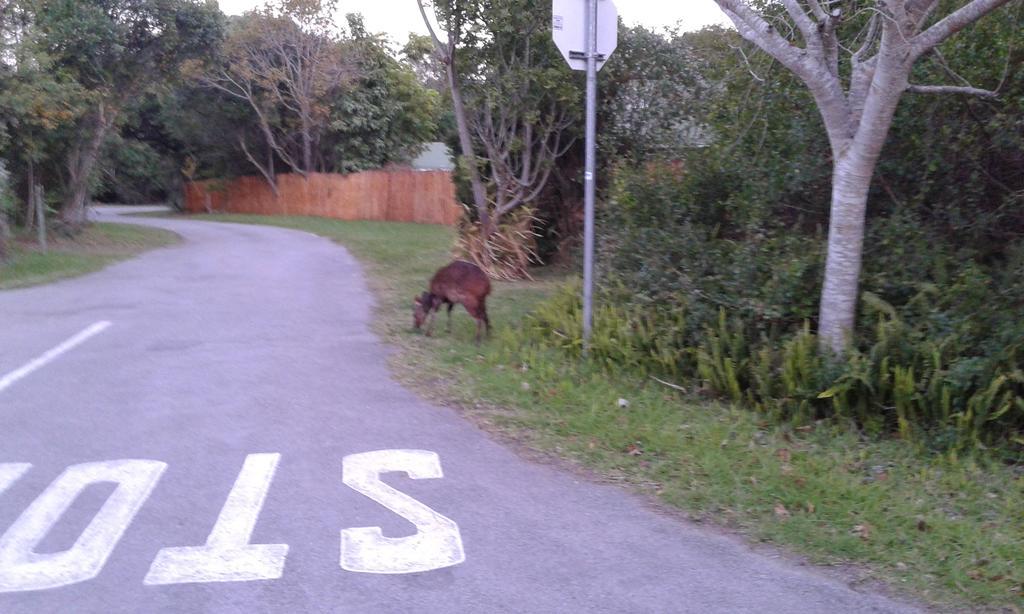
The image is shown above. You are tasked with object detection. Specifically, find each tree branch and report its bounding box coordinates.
[239,134,279,196]
[906,83,998,97]
[712,0,814,83]
[713,0,853,152]
[779,0,817,43]
[852,14,880,63]
[913,0,1014,56]
[807,0,828,21]
[416,0,448,62]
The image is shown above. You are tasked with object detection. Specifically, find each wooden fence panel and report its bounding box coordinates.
[183,170,462,226]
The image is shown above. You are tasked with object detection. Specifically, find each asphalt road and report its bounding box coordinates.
[0,207,921,613]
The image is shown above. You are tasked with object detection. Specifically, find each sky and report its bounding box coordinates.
[216,1,731,43]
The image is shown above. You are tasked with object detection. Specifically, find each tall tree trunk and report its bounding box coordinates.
[301,115,313,175]
[0,204,8,263]
[35,182,47,253]
[416,0,490,232]
[446,63,490,233]
[817,47,911,354]
[62,104,116,228]
[818,156,873,352]
[238,134,278,197]
[268,147,275,186]
[25,159,35,232]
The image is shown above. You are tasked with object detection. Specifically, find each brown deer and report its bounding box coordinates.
[414,261,491,342]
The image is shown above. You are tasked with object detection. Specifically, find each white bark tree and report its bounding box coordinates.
[711,0,1016,353]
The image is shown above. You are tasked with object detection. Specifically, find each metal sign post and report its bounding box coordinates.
[582,0,597,351]
[552,0,616,352]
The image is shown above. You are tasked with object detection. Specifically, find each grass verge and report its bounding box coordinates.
[0,222,180,290]
[187,213,1023,611]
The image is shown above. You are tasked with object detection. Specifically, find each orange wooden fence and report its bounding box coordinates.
[183,170,463,225]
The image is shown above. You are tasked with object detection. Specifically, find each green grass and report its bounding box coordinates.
[186,212,1023,611]
[0,223,180,290]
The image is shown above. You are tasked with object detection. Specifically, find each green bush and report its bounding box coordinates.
[525,146,1023,454]
[528,279,1023,455]
[519,12,1024,454]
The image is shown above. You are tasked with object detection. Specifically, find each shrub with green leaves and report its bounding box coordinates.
[527,105,1022,455]
[519,14,1024,454]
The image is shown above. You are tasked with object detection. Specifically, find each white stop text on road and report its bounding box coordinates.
[0,460,166,593]
[0,464,32,498]
[0,450,465,593]
[341,450,465,574]
[144,453,289,585]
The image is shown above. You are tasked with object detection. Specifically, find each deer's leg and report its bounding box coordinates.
[446,301,454,333]
[425,307,438,337]
[464,300,486,344]
[480,297,491,338]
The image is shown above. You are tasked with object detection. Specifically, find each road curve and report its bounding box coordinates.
[0,207,921,613]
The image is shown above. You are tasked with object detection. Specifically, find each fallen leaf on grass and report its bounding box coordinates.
[805,502,815,514]
[774,503,790,519]
[776,448,792,463]
[916,518,931,532]
[625,443,644,456]
[852,524,872,540]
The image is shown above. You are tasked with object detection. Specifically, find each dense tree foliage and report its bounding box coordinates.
[0,0,441,225]
[0,0,224,231]
[327,16,440,173]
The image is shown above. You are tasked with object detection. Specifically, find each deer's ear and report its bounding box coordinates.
[414,296,422,305]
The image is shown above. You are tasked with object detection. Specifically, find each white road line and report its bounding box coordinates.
[0,321,112,394]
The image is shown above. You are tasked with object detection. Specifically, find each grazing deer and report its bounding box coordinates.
[414,260,491,343]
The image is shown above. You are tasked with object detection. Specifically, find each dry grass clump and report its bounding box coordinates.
[455,208,539,281]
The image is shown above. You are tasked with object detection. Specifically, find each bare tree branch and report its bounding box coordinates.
[913,0,1015,56]
[238,134,279,196]
[853,13,881,62]
[415,0,448,60]
[713,1,813,82]
[807,0,829,21]
[906,83,998,97]
[779,0,818,43]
